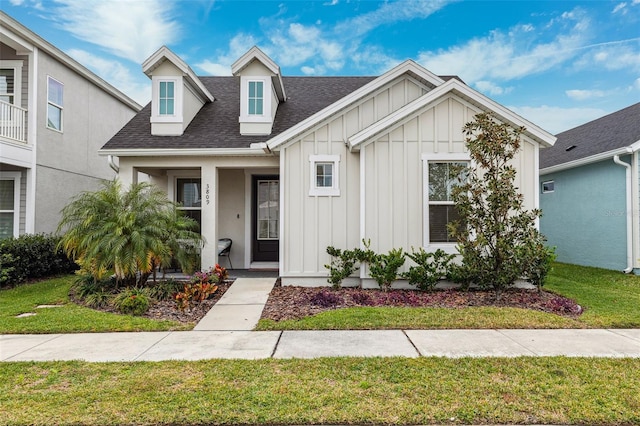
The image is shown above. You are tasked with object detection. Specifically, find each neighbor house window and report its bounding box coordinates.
[47,76,63,131]
[542,180,554,193]
[0,173,20,240]
[0,69,16,104]
[176,178,202,229]
[309,155,340,196]
[159,81,175,115]
[248,81,264,115]
[422,154,470,249]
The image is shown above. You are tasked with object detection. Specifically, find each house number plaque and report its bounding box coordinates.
[205,184,210,205]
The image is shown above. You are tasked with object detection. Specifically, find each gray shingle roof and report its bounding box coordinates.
[539,102,640,169]
[102,76,376,150]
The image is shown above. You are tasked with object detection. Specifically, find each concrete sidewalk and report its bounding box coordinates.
[2,277,640,361]
[2,329,640,362]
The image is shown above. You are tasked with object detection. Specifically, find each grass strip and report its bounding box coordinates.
[1,357,639,425]
[257,306,582,330]
[0,276,189,333]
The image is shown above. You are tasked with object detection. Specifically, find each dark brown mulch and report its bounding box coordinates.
[260,286,583,322]
[144,283,231,323]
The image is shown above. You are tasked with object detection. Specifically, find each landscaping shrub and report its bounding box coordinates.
[368,248,405,291]
[0,233,76,288]
[325,246,363,289]
[172,267,226,312]
[310,290,341,307]
[403,248,455,291]
[113,288,151,316]
[144,279,184,301]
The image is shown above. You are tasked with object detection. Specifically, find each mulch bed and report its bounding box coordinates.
[260,286,583,322]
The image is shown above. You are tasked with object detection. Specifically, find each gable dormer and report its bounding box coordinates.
[231,46,286,136]
[143,46,214,136]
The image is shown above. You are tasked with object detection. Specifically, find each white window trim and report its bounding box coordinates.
[541,180,555,193]
[0,171,21,239]
[151,76,183,123]
[239,76,272,123]
[46,76,63,132]
[309,154,340,196]
[422,153,471,253]
[0,60,23,106]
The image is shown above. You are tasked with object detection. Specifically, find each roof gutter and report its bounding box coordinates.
[99,147,274,157]
[540,146,637,175]
[613,151,633,274]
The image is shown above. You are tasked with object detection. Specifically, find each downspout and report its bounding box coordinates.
[613,153,633,273]
[107,155,119,173]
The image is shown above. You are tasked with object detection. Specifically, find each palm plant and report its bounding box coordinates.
[57,179,202,287]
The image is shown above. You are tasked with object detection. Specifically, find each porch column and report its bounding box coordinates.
[117,161,138,187]
[200,162,218,269]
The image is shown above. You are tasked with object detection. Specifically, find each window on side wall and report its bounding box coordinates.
[541,180,554,193]
[0,173,20,240]
[422,155,469,249]
[47,76,63,131]
[176,178,202,230]
[309,155,340,196]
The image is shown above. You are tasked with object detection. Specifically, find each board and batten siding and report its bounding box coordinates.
[280,76,427,283]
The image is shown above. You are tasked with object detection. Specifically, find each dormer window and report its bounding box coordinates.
[159,81,175,115]
[151,76,183,124]
[248,81,264,115]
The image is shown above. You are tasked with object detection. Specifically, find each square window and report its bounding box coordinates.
[542,181,554,193]
[309,155,340,196]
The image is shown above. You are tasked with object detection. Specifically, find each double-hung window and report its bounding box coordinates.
[159,81,175,115]
[309,155,340,196]
[0,172,20,240]
[47,76,63,131]
[248,81,264,115]
[423,154,469,249]
[176,178,202,230]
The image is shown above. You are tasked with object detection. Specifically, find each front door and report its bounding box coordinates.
[252,175,279,262]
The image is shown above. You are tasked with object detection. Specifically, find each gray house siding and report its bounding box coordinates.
[540,157,629,271]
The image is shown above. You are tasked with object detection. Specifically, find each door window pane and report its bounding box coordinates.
[257,180,279,240]
[0,180,14,210]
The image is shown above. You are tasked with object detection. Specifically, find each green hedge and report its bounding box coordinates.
[0,234,77,288]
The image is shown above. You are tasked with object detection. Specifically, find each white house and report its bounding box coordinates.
[0,11,141,239]
[101,46,555,286]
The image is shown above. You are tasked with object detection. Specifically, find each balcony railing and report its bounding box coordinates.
[0,100,27,144]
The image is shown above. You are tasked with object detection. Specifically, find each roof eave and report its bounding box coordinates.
[540,143,638,175]
[99,147,274,157]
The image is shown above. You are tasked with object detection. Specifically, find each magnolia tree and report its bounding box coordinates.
[58,179,203,287]
[449,113,555,294]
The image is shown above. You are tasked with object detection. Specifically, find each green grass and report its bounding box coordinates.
[545,262,640,328]
[257,263,640,331]
[1,357,639,425]
[0,275,189,333]
[258,306,583,330]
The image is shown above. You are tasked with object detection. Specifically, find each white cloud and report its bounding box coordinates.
[51,0,180,63]
[565,89,608,101]
[613,2,627,14]
[632,77,640,90]
[417,9,591,84]
[474,81,513,96]
[66,49,150,105]
[195,33,257,76]
[9,0,25,5]
[577,43,640,72]
[509,105,607,134]
[301,66,316,75]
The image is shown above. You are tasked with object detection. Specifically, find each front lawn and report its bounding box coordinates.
[1,357,639,425]
[257,263,640,330]
[0,276,189,333]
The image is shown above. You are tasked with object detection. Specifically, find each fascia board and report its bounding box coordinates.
[540,146,635,175]
[1,11,141,112]
[266,60,445,151]
[99,148,273,157]
[231,46,280,75]
[349,79,556,151]
[143,46,214,102]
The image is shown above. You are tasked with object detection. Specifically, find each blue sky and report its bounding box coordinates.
[5,0,640,133]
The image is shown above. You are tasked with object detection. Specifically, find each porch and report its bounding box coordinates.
[117,155,280,272]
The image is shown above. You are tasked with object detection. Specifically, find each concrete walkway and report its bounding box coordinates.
[2,278,640,361]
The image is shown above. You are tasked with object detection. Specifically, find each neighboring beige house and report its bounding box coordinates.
[0,12,141,239]
[101,46,555,286]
